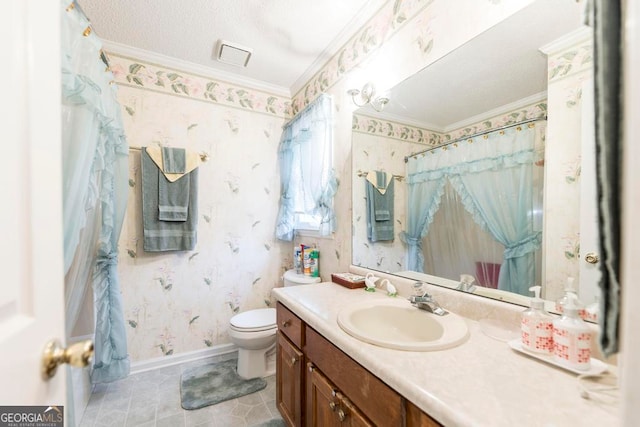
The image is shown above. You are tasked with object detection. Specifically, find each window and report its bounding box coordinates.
[275,94,337,241]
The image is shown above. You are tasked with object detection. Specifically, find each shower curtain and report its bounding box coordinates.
[404,123,544,295]
[62,0,130,383]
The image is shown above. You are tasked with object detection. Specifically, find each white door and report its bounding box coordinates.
[579,78,601,306]
[0,0,66,409]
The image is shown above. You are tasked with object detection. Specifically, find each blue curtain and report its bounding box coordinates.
[61,0,130,383]
[276,94,337,240]
[400,163,447,271]
[404,124,542,293]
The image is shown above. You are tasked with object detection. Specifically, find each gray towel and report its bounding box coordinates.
[142,148,198,251]
[373,171,391,221]
[158,148,189,221]
[366,174,394,242]
[162,147,186,173]
[158,174,190,222]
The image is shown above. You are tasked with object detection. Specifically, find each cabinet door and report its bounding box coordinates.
[305,327,403,426]
[337,393,373,427]
[277,332,304,427]
[306,363,373,427]
[306,363,341,427]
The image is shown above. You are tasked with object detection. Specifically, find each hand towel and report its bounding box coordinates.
[365,172,395,242]
[158,173,190,221]
[373,171,391,221]
[162,147,186,173]
[142,148,198,251]
[145,146,201,182]
[158,147,190,221]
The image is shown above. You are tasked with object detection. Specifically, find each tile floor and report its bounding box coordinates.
[79,355,284,427]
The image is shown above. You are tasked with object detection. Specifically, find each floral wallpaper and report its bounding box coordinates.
[543,36,593,302]
[443,102,547,141]
[351,127,422,272]
[104,0,545,363]
[111,55,291,119]
[291,0,436,114]
[296,0,542,293]
[351,100,547,277]
[352,114,441,145]
[110,54,291,362]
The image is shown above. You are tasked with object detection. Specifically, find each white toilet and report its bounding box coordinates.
[228,270,321,379]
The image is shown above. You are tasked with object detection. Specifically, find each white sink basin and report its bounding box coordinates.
[337,298,469,351]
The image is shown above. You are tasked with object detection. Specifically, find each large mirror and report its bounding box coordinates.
[351,1,595,311]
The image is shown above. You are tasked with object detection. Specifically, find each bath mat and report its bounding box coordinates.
[180,359,267,410]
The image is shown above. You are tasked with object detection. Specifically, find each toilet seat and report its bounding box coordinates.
[230,308,276,332]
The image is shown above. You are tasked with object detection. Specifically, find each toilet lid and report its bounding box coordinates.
[230,308,276,330]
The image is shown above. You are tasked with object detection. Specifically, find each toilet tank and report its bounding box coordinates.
[283,269,321,287]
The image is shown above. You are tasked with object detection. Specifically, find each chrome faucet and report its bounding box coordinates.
[408,292,448,316]
[456,274,477,293]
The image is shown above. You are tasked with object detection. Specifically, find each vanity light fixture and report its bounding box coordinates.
[347,82,389,112]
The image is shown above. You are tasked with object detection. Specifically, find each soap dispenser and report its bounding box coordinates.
[552,294,592,371]
[521,286,554,354]
[555,277,586,319]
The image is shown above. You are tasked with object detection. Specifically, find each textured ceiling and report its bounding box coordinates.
[80,0,380,93]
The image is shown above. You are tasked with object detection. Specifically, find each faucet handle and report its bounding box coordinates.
[412,281,425,295]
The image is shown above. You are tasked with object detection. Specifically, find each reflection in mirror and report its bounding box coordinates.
[351,1,593,311]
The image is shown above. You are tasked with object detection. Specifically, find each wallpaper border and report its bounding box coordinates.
[108,53,292,119]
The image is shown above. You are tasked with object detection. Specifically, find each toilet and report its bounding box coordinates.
[228,270,321,379]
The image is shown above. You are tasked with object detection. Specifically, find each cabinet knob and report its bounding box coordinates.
[281,319,291,327]
[308,364,315,373]
[337,409,347,422]
[585,252,600,264]
[291,357,298,365]
[329,401,337,412]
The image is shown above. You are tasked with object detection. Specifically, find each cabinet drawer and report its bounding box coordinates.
[305,327,403,427]
[277,302,304,348]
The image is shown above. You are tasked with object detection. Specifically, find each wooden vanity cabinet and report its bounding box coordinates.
[307,362,372,427]
[276,302,442,427]
[305,327,403,426]
[277,332,304,426]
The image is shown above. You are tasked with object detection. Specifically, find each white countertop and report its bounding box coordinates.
[272,282,620,427]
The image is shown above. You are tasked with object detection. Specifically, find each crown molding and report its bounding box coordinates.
[102,40,291,98]
[290,0,388,95]
[444,91,548,133]
[539,25,593,55]
[357,91,547,135]
[360,109,443,133]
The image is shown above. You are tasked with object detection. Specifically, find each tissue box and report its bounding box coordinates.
[331,273,366,289]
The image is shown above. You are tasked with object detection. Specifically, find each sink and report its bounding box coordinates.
[337,298,469,351]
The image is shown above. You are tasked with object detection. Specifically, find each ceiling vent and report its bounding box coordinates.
[216,40,252,67]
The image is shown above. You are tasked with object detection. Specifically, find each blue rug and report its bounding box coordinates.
[180,359,267,410]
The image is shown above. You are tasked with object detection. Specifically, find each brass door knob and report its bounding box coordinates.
[337,408,347,422]
[585,252,600,264]
[42,339,93,380]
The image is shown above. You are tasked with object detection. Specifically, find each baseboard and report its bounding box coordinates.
[130,344,238,375]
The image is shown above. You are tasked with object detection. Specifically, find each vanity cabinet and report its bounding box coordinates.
[276,304,305,426]
[307,362,372,426]
[276,302,441,427]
